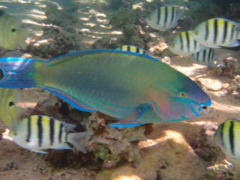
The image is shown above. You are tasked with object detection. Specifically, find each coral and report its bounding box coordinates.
[27,25,78,58]
[85,112,146,168]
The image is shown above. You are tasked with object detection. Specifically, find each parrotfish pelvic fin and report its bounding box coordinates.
[108,103,150,127]
[44,86,96,112]
[108,123,144,128]
[0,57,43,88]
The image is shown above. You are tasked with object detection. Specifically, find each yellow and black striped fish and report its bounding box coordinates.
[191,48,215,66]
[8,115,92,154]
[145,6,183,31]
[0,88,24,128]
[214,119,240,165]
[0,10,27,50]
[168,30,206,56]
[116,45,149,55]
[193,18,240,48]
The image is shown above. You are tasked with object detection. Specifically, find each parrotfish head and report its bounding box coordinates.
[170,78,211,120]
[153,76,211,121]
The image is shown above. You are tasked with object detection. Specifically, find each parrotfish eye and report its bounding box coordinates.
[12,132,18,136]
[11,28,16,32]
[178,92,188,98]
[202,105,208,110]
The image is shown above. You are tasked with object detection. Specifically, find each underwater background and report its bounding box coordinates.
[0,0,240,179]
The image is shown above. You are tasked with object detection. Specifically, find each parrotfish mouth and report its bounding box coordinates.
[172,97,211,118]
[195,99,212,117]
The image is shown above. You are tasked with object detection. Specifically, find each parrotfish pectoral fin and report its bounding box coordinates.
[67,132,92,153]
[108,103,150,127]
[44,86,96,112]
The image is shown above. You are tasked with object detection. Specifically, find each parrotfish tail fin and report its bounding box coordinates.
[108,103,150,128]
[67,132,92,153]
[0,57,43,88]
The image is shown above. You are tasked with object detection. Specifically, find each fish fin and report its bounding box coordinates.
[171,21,178,29]
[31,149,48,154]
[44,86,96,112]
[67,132,92,153]
[226,40,240,47]
[0,57,42,88]
[62,122,77,133]
[54,143,72,150]
[108,103,150,127]
[108,123,144,128]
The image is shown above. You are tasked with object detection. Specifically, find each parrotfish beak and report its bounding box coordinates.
[197,99,212,116]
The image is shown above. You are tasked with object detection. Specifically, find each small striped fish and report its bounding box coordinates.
[193,18,240,48]
[0,88,24,128]
[191,48,215,66]
[168,30,206,56]
[214,119,240,165]
[145,6,183,31]
[8,115,92,154]
[116,45,149,55]
[0,10,27,50]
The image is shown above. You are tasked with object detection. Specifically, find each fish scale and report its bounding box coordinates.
[0,50,211,127]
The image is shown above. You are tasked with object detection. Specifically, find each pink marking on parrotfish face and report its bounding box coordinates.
[148,87,208,121]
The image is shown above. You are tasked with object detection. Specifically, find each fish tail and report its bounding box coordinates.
[67,132,92,153]
[0,57,43,88]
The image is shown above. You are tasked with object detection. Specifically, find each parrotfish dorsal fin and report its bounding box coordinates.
[46,50,161,67]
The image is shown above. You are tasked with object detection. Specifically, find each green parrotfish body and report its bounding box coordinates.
[0,50,211,127]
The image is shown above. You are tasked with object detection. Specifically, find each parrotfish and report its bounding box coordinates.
[0,50,211,127]
[3,115,92,154]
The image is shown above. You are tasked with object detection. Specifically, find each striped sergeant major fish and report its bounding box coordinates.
[145,6,183,31]
[3,115,92,154]
[168,30,206,56]
[193,18,240,48]
[214,119,240,166]
[0,88,25,128]
[116,45,152,56]
[191,48,215,66]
